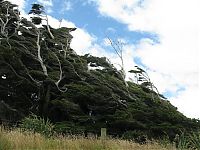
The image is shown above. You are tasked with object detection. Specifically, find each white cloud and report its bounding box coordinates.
[46,16,75,28]
[71,29,96,54]
[91,0,200,118]
[37,0,53,13]
[171,87,200,119]
[61,1,72,13]
[72,32,138,78]
[7,0,25,11]
[41,16,99,56]
[106,27,116,33]
[42,15,111,59]
[37,0,53,7]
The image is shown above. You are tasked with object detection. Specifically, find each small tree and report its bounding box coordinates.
[107,38,128,86]
[29,4,54,39]
[129,66,160,101]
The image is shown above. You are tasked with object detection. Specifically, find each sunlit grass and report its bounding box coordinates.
[0,126,176,150]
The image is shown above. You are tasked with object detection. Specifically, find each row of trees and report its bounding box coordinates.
[1,0,200,141]
[0,1,79,119]
[107,37,162,101]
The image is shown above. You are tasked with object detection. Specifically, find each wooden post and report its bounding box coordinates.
[101,128,107,139]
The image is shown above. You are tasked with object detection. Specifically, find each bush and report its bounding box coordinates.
[54,122,85,135]
[189,131,200,149]
[122,130,147,144]
[20,114,54,137]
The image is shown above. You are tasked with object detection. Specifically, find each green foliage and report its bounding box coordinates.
[174,132,190,150]
[122,130,147,143]
[173,131,200,150]
[158,136,172,148]
[31,17,42,25]
[29,4,44,25]
[1,0,200,143]
[54,122,85,135]
[189,131,200,149]
[129,66,160,101]
[29,4,44,15]
[20,114,54,137]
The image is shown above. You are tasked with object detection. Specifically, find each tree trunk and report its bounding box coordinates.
[39,84,51,118]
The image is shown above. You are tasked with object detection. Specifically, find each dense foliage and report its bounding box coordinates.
[0,0,200,141]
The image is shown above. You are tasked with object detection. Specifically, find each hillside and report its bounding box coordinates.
[0,0,200,141]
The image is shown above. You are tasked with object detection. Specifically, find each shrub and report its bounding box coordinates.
[122,130,147,144]
[175,132,190,150]
[189,131,200,149]
[54,122,85,135]
[20,114,54,137]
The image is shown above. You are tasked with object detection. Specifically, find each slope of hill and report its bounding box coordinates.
[0,0,199,141]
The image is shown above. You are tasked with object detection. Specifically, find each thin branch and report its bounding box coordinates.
[44,14,54,39]
[0,4,10,37]
[43,41,67,92]
[52,52,66,91]
[8,8,21,39]
[107,37,127,86]
[36,30,48,76]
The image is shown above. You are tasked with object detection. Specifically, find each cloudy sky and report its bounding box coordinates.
[8,0,200,119]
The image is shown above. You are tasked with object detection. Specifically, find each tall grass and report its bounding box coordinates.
[0,127,175,150]
[0,128,12,150]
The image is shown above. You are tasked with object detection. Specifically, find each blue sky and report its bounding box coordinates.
[8,0,200,119]
[25,0,159,45]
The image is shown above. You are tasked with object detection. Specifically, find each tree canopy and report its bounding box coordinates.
[0,0,200,140]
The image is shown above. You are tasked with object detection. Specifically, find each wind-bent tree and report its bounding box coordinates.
[0,1,78,118]
[129,66,160,101]
[1,1,199,141]
[106,38,137,103]
[29,4,54,39]
[107,38,127,85]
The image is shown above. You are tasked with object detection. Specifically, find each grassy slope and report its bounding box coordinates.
[0,127,175,150]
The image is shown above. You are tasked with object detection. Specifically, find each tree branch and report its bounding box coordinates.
[36,30,48,76]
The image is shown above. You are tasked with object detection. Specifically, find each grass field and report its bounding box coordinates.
[0,127,176,150]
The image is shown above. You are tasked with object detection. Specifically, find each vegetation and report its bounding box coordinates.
[19,114,54,137]
[2,125,200,149]
[0,126,176,150]
[1,0,200,147]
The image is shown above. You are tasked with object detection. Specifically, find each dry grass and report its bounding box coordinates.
[0,127,176,150]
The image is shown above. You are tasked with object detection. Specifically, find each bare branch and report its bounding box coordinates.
[107,37,127,86]
[0,4,11,37]
[8,7,21,39]
[36,30,48,76]
[52,52,67,92]
[44,14,54,39]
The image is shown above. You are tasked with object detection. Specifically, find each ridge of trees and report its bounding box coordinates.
[0,0,200,141]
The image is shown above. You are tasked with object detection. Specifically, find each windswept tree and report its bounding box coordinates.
[29,4,54,39]
[129,66,161,101]
[106,38,136,101]
[107,38,127,85]
[0,1,79,118]
[1,1,199,140]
